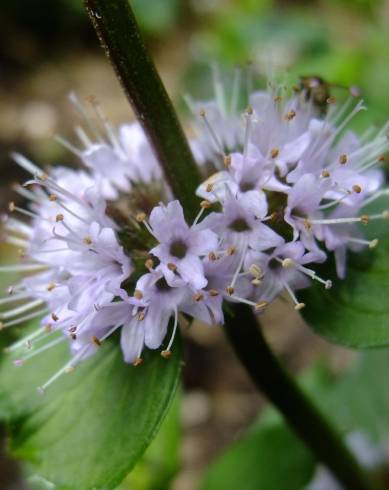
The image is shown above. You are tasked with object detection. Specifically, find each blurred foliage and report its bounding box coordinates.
[201,351,389,489]
[187,0,389,129]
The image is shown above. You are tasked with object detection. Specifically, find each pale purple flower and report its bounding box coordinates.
[149,200,218,289]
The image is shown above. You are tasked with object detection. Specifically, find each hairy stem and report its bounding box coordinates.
[84,0,202,221]
[224,304,373,490]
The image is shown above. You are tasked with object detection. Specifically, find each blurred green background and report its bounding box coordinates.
[1,1,389,489]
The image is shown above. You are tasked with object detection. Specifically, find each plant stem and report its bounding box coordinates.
[84,0,202,221]
[224,303,373,490]
[84,3,372,488]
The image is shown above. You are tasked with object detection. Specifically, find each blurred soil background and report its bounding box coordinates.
[1,0,389,488]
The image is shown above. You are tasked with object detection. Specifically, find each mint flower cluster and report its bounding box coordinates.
[1,84,388,391]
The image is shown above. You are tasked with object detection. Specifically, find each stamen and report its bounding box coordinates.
[0,299,44,320]
[300,216,367,226]
[11,152,45,178]
[199,108,226,158]
[0,307,49,329]
[230,66,242,115]
[55,135,82,157]
[243,106,253,165]
[339,154,348,165]
[229,244,248,290]
[37,343,90,394]
[161,309,179,358]
[283,282,305,311]
[249,264,263,279]
[22,336,65,362]
[68,92,104,142]
[347,237,379,249]
[5,326,47,353]
[0,292,31,306]
[74,125,92,147]
[193,205,207,226]
[8,202,47,222]
[88,96,124,156]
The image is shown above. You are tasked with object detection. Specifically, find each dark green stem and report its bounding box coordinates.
[84,3,372,488]
[224,304,373,490]
[84,0,202,221]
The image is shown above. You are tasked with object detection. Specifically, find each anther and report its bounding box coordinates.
[133,357,143,366]
[199,108,206,117]
[167,262,177,271]
[161,350,172,359]
[208,252,218,261]
[251,278,261,286]
[91,336,101,347]
[49,194,58,202]
[145,258,154,270]
[294,303,306,311]
[303,219,313,230]
[47,282,56,292]
[83,236,92,245]
[136,212,147,223]
[255,300,268,311]
[193,293,204,302]
[270,148,279,159]
[378,154,386,162]
[369,239,379,249]
[56,214,64,222]
[208,289,219,297]
[339,154,348,165]
[200,200,212,209]
[273,95,282,103]
[246,105,253,115]
[137,312,145,321]
[134,290,143,300]
[324,280,332,289]
[285,110,296,121]
[227,246,236,256]
[352,184,362,194]
[226,286,235,296]
[360,215,369,225]
[282,258,295,269]
[350,86,361,98]
[224,155,231,167]
[8,202,15,212]
[51,313,58,322]
[249,264,263,279]
[206,183,214,193]
[322,169,330,178]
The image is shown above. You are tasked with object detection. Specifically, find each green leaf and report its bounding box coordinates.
[0,333,182,490]
[201,420,316,490]
[201,351,389,490]
[301,198,389,348]
[117,391,181,490]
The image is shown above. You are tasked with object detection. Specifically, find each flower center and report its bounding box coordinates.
[155,277,171,292]
[229,217,251,232]
[169,239,188,259]
[239,181,255,192]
